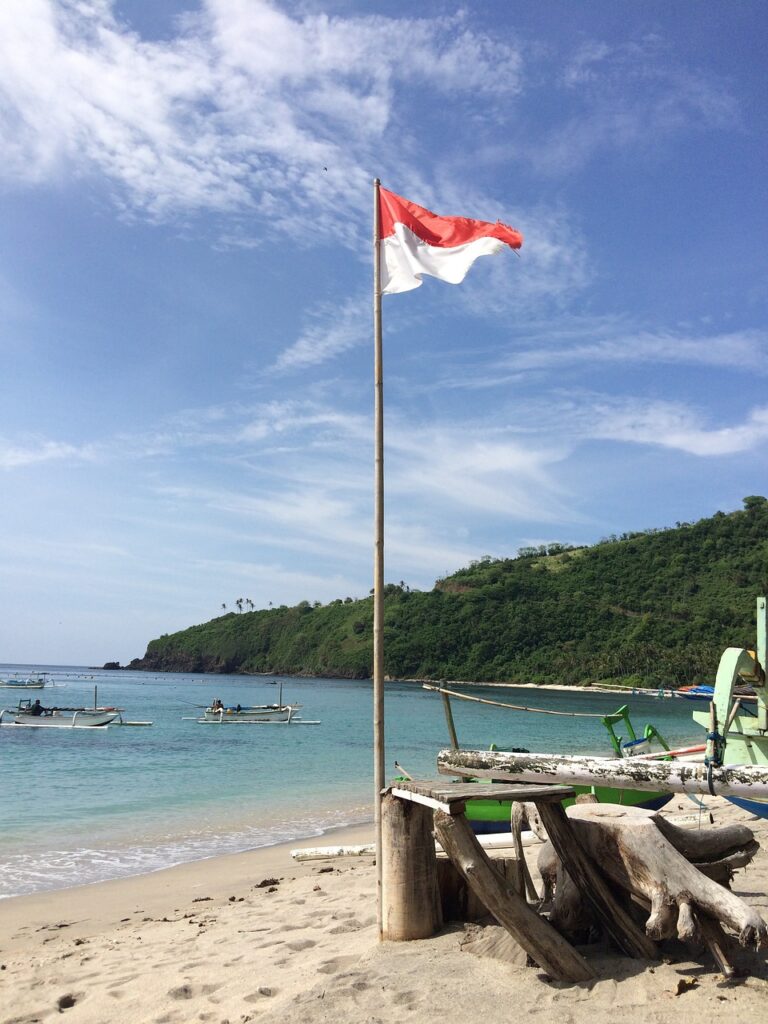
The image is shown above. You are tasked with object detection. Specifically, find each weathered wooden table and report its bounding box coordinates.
[382,779,656,983]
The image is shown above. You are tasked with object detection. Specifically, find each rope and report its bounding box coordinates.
[422,683,607,718]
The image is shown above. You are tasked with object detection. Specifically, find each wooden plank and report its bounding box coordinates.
[389,780,576,806]
[433,809,594,982]
[535,801,657,960]
[389,787,464,814]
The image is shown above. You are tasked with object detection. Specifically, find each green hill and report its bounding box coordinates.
[128,497,768,688]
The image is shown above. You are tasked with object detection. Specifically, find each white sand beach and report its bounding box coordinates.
[2,801,768,1024]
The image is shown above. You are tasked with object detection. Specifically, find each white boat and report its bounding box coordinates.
[0,673,48,689]
[184,685,320,724]
[195,702,319,724]
[0,698,119,728]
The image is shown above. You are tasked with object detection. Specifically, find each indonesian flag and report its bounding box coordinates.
[378,187,523,295]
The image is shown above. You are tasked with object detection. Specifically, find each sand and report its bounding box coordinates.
[2,802,768,1024]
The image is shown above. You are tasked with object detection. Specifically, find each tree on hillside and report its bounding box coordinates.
[743,495,767,511]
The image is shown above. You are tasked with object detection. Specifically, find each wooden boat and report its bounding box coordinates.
[184,687,320,725]
[0,673,48,689]
[422,685,674,833]
[198,702,304,724]
[436,597,768,822]
[0,698,119,728]
[687,598,768,818]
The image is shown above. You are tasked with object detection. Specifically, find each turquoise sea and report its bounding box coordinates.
[0,665,700,899]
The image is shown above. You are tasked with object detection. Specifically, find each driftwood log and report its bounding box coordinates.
[433,808,594,982]
[538,804,767,955]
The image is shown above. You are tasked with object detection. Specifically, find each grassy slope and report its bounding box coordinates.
[131,500,768,687]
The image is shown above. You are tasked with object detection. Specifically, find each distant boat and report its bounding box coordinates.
[191,702,320,725]
[186,683,320,725]
[184,685,320,725]
[0,673,48,689]
[674,683,757,702]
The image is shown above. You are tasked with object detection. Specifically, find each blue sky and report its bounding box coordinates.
[1,0,766,666]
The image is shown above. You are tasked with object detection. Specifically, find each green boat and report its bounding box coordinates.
[422,684,675,834]
[463,704,674,834]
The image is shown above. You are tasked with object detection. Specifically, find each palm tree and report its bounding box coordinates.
[236,598,243,613]
[221,603,227,611]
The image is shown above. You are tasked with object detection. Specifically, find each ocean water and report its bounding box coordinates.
[0,666,700,898]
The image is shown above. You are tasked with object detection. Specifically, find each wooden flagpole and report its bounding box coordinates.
[372,178,385,937]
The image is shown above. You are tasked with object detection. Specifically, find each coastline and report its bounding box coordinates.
[0,820,375,954]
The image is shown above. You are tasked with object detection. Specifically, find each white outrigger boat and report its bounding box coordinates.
[0,698,119,728]
[185,687,320,725]
[0,686,152,729]
[198,703,306,724]
[0,672,49,689]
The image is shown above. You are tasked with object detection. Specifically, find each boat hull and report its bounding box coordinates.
[466,785,673,834]
[10,709,118,728]
[200,705,299,723]
[725,796,768,820]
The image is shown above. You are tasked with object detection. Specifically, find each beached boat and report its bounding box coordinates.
[0,698,119,728]
[420,685,674,833]
[0,673,48,689]
[436,597,768,823]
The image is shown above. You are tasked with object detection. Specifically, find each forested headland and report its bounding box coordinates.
[128,497,768,688]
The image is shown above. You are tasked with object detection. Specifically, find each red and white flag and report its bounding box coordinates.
[378,187,523,295]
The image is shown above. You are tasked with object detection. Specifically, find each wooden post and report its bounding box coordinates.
[433,809,594,982]
[441,689,459,749]
[372,177,386,937]
[534,801,657,960]
[381,792,442,940]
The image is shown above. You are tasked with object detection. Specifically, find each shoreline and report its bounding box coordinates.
[0,819,375,949]
[0,812,374,906]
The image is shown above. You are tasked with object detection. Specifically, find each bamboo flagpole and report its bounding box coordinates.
[372,178,385,937]
[371,182,522,935]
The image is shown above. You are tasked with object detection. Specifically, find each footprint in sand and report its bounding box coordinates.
[393,990,419,1007]
[317,955,359,975]
[328,920,362,934]
[244,987,277,1003]
[168,984,194,1000]
[285,939,316,951]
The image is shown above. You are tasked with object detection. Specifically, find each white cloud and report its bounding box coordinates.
[0,437,97,469]
[272,297,369,371]
[0,1,524,235]
[501,328,768,374]
[532,35,740,174]
[587,401,768,457]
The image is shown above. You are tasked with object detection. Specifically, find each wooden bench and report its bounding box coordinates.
[382,779,656,982]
